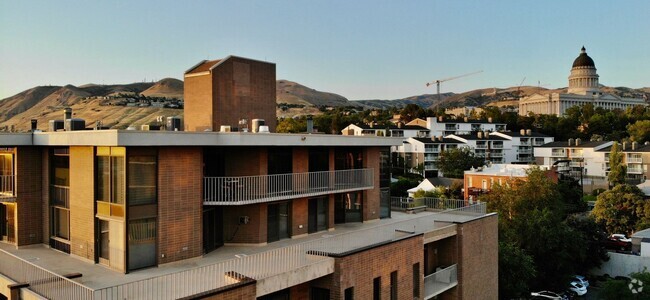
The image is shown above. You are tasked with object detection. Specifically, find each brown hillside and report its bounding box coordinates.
[0,86,60,122]
[141,78,183,99]
[276,80,349,107]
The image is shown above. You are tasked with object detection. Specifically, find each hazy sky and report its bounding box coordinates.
[1,0,649,100]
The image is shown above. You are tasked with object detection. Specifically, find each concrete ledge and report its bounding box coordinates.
[256,257,335,297]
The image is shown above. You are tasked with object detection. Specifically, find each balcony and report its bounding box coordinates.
[475,144,488,149]
[533,140,545,146]
[204,169,374,205]
[518,148,532,154]
[520,141,531,146]
[628,167,644,174]
[424,264,458,299]
[551,150,566,157]
[489,152,504,157]
[627,157,643,163]
[0,174,15,201]
[491,144,503,149]
[425,147,440,153]
[425,155,439,162]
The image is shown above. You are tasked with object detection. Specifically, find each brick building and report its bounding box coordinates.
[0,56,497,300]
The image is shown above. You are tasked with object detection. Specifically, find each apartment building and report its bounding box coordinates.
[445,132,509,164]
[424,117,506,137]
[490,130,554,164]
[598,142,650,184]
[463,164,554,200]
[340,123,429,138]
[393,137,465,177]
[0,56,498,300]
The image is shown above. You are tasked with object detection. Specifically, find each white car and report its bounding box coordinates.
[568,281,587,296]
[610,233,632,243]
[530,291,568,300]
[573,275,589,288]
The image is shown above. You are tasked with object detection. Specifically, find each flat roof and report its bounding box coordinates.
[0,130,403,147]
[536,141,611,148]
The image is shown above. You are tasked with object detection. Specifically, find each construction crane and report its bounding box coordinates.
[516,77,526,96]
[426,70,483,101]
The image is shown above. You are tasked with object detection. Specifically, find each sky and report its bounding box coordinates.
[1,0,649,101]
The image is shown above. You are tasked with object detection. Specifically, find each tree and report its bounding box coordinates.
[399,104,425,122]
[276,118,305,133]
[564,215,609,274]
[627,120,650,144]
[481,168,607,291]
[608,141,627,186]
[592,184,650,235]
[435,148,484,179]
[498,242,536,299]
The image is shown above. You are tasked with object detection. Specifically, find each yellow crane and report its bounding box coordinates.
[426,70,483,101]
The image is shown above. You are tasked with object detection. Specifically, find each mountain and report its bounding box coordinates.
[353,93,454,109]
[276,80,350,107]
[2,79,647,131]
[141,78,184,99]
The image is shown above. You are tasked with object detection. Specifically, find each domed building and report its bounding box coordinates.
[519,47,647,116]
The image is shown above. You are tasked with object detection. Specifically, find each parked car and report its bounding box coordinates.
[572,275,589,288]
[568,281,587,296]
[602,234,632,251]
[531,291,569,300]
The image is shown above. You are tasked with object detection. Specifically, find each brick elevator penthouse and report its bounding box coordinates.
[184,56,277,132]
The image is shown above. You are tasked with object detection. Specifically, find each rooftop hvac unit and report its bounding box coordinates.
[64,118,85,131]
[140,125,150,131]
[166,116,182,131]
[220,125,231,132]
[258,125,270,133]
[252,119,265,133]
[49,120,64,132]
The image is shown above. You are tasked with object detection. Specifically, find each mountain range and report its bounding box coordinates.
[1,78,648,131]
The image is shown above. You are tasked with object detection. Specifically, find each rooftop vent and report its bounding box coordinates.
[49,120,64,132]
[252,119,265,133]
[64,118,85,131]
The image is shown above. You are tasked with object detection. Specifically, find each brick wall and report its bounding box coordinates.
[330,235,424,300]
[69,147,95,260]
[158,147,203,264]
[225,147,266,176]
[201,281,256,300]
[362,147,380,222]
[15,147,43,246]
[184,57,276,132]
[184,73,214,132]
[223,204,266,244]
[456,214,498,300]
[41,150,49,245]
[291,198,308,236]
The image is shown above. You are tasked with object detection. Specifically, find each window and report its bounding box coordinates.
[0,153,14,196]
[413,263,420,298]
[128,156,156,205]
[344,287,354,300]
[373,277,381,300]
[390,271,398,300]
[96,147,126,218]
[50,149,70,253]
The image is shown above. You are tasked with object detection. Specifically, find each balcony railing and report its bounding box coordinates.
[551,151,566,157]
[0,174,15,200]
[491,144,503,149]
[0,249,94,299]
[489,152,504,157]
[391,197,487,214]
[475,144,487,149]
[1,201,487,300]
[628,167,644,174]
[627,157,643,163]
[204,169,374,205]
[424,264,458,299]
[425,148,440,153]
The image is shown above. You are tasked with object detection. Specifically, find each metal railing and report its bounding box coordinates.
[204,169,374,205]
[475,144,488,149]
[0,249,94,299]
[627,157,643,163]
[1,201,486,300]
[491,144,504,149]
[424,264,458,299]
[391,197,486,214]
[628,167,644,174]
[551,151,566,157]
[0,174,15,199]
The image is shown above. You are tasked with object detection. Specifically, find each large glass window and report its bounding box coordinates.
[0,153,14,196]
[96,147,126,218]
[50,149,70,253]
[128,156,156,205]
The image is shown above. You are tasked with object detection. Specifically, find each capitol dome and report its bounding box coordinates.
[568,46,599,94]
[572,46,596,68]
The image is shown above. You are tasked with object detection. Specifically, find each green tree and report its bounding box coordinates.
[564,215,609,274]
[627,120,650,144]
[399,104,425,122]
[435,148,484,179]
[592,184,650,235]
[608,142,627,186]
[498,241,536,299]
[276,118,305,133]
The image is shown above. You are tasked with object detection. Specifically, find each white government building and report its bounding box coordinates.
[519,47,647,116]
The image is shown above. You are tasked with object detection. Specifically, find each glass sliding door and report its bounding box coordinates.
[308,197,328,233]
